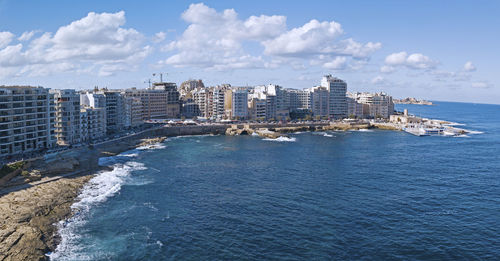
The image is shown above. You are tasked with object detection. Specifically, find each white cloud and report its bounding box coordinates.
[371,75,386,85]
[463,61,476,72]
[471,81,492,89]
[18,31,35,41]
[323,56,347,70]
[0,11,150,77]
[0,31,14,49]
[152,31,166,43]
[163,3,380,71]
[263,19,343,56]
[384,51,437,70]
[163,3,286,70]
[380,65,395,73]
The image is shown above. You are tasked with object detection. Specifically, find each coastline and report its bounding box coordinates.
[0,136,166,261]
[0,122,409,260]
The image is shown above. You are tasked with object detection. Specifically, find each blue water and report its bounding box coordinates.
[50,101,500,260]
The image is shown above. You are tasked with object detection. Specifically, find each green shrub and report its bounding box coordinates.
[0,161,25,179]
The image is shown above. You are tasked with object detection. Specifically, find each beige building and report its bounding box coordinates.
[51,89,81,145]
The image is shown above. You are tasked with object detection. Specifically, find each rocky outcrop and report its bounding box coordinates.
[137,137,167,148]
[0,175,92,261]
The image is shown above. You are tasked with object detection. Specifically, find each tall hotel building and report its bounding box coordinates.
[321,75,347,119]
[0,86,55,156]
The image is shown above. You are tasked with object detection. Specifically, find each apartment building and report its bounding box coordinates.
[123,96,143,128]
[80,106,106,143]
[310,86,329,118]
[0,86,55,156]
[231,89,248,119]
[51,89,80,145]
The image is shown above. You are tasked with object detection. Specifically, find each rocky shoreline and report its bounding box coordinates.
[0,175,92,261]
[0,136,166,261]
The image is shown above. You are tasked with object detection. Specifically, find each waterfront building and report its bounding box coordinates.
[92,90,125,134]
[231,89,248,120]
[347,97,364,118]
[286,89,311,112]
[181,100,200,119]
[123,84,180,120]
[212,86,226,120]
[151,82,180,118]
[352,92,394,118]
[310,86,329,118]
[248,92,276,120]
[123,97,143,128]
[321,75,347,119]
[248,97,267,120]
[0,86,56,156]
[193,88,209,118]
[51,89,81,145]
[224,89,233,119]
[80,106,106,143]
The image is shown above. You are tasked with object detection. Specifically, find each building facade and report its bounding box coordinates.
[0,86,55,156]
[80,107,106,143]
[231,89,248,120]
[321,75,347,119]
[52,89,81,145]
[310,86,329,118]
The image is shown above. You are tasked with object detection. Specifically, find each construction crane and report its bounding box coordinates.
[153,73,168,83]
[144,79,152,88]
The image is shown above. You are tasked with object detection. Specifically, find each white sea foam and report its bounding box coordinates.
[454,134,470,138]
[263,136,296,142]
[136,143,166,150]
[467,130,484,135]
[323,133,334,137]
[251,132,260,136]
[48,150,149,260]
[356,129,373,132]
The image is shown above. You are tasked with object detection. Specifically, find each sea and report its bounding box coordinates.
[48,101,500,260]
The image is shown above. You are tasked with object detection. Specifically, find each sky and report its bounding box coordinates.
[0,0,498,104]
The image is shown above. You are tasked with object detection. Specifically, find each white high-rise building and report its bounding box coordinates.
[321,75,347,119]
[0,86,56,156]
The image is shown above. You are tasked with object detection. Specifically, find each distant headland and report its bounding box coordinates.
[394,97,433,105]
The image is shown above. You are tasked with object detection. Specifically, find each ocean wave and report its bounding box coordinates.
[48,155,147,260]
[263,136,296,142]
[453,134,470,138]
[136,143,166,150]
[467,130,484,135]
[323,133,334,137]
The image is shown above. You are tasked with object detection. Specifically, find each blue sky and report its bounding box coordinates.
[0,0,498,104]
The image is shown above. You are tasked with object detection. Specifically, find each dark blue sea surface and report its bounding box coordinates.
[50,101,500,260]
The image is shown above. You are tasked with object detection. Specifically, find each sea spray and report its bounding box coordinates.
[48,144,162,260]
[263,136,297,142]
